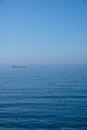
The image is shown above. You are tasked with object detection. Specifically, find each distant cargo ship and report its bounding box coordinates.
[12,65,26,68]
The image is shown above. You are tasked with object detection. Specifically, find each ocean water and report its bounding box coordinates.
[0,64,87,130]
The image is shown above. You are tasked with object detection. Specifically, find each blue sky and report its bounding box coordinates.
[0,0,87,64]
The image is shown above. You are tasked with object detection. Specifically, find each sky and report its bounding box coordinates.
[0,0,87,64]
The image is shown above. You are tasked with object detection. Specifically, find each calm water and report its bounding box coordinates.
[0,64,87,130]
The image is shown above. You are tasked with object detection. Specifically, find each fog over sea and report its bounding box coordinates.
[0,64,87,130]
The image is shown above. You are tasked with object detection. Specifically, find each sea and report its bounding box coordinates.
[0,64,87,130]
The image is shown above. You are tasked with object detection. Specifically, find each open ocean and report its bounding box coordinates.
[0,64,87,130]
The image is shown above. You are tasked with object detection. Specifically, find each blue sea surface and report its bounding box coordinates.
[0,64,87,130]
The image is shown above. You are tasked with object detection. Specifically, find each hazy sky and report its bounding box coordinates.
[0,0,87,64]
